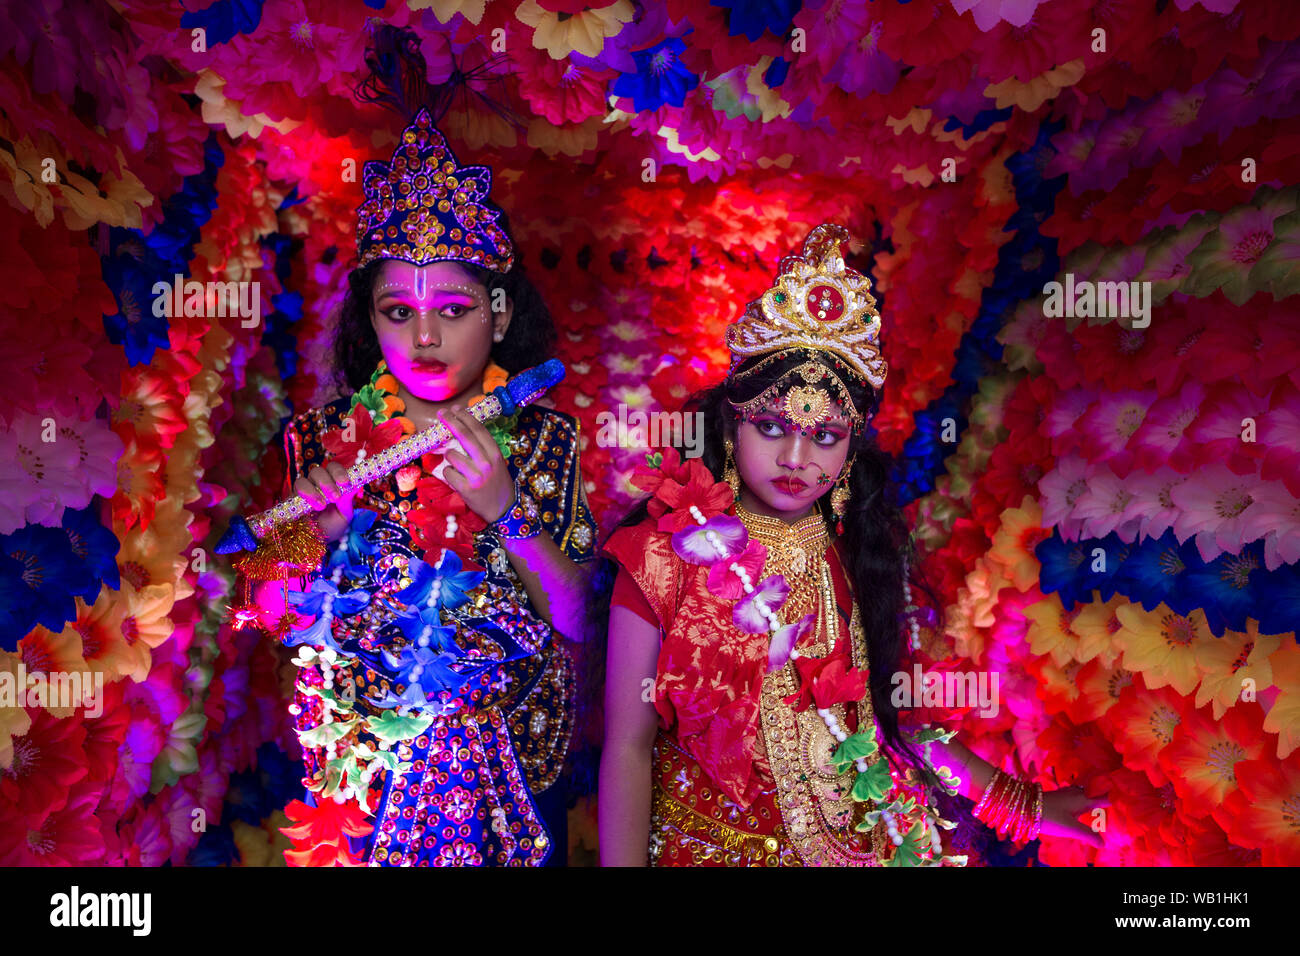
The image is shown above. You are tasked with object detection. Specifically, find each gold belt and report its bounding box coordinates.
[649,779,798,867]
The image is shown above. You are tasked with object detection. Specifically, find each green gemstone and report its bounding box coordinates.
[774,292,786,303]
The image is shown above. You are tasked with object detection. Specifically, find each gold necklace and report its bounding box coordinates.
[736,501,885,864]
[735,501,835,654]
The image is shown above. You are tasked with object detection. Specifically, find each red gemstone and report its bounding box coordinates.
[808,285,844,321]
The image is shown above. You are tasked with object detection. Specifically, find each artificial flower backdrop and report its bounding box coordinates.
[2,0,1298,866]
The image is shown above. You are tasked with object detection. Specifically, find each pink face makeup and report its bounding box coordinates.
[733,395,853,520]
[370,260,495,402]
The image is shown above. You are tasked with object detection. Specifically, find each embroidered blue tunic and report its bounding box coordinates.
[278,397,598,865]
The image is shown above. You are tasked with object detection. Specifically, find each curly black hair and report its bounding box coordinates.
[331,222,557,394]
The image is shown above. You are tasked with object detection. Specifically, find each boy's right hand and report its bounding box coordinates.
[294,462,355,542]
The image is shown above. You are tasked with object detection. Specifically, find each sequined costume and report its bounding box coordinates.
[278,397,597,865]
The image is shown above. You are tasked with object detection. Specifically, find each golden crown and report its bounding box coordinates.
[725,223,887,389]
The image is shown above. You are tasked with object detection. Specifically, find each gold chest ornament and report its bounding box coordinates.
[738,503,888,865]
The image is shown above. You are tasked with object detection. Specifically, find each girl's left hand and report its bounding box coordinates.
[438,405,516,524]
[1040,785,1110,847]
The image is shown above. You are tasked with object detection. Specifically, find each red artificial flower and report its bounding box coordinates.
[322,404,405,469]
[280,797,373,867]
[0,708,90,816]
[783,646,868,713]
[629,445,693,496]
[645,459,735,534]
[408,473,487,567]
[0,780,106,865]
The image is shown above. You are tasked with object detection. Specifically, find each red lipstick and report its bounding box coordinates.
[772,475,807,496]
[413,358,447,373]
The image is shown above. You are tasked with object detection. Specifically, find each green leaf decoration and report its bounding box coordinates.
[831,731,878,772]
[908,725,957,747]
[365,711,435,746]
[851,759,894,803]
[297,716,359,749]
[883,821,927,868]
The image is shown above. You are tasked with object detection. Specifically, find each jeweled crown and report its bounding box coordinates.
[356,108,515,272]
[725,223,887,389]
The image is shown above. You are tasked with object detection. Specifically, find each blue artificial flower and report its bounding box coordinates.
[1183,545,1266,638]
[380,643,468,698]
[0,525,94,643]
[1254,564,1300,638]
[710,0,800,42]
[327,509,380,580]
[943,107,1013,140]
[186,824,239,867]
[179,0,265,46]
[396,550,485,614]
[393,604,461,653]
[284,579,371,655]
[60,506,121,598]
[101,248,174,367]
[610,37,700,112]
[1035,533,1114,610]
[366,682,426,711]
[1113,534,1195,614]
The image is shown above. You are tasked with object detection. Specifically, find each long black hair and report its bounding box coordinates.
[331,231,557,395]
[606,350,967,810]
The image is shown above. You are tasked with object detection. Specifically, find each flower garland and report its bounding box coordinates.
[275,358,520,865]
[631,447,966,866]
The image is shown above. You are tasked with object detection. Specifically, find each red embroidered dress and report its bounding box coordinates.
[606,502,910,866]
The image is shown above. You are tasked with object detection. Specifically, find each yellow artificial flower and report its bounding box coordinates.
[16,621,92,718]
[987,495,1050,593]
[1024,592,1090,667]
[515,0,634,59]
[73,584,146,684]
[118,497,195,593]
[1066,594,1127,666]
[1263,640,1300,760]
[1192,622,1280,720]
[0,653,34,768]
[984,60,1085,111]
[1112,602,1212,697]
[409,0,488,25]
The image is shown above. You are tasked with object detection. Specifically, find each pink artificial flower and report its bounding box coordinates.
[0,411,83,533]
[1250,482,1300,570]
[1125,469,1193,543]
[1037,454,1099,542]
[1070,469,1145,541]
[733,575,790,634]
[1169,464,1269,562]
[706,538,766,600]
[1041,388,1096,458]
[1078,388,1158,474]
[1186,382,1272,476]
[1185,188,1294,305]
[1129,381,1207,476]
